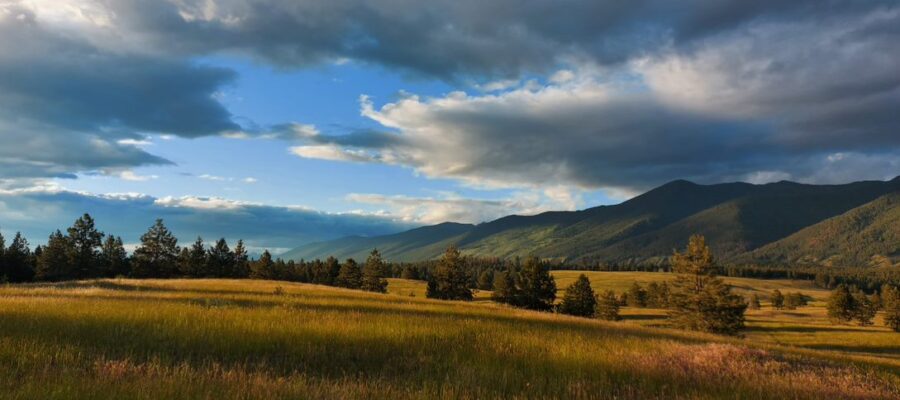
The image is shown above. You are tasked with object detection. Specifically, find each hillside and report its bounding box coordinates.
[284,177,900,265]
[740,192,900,267]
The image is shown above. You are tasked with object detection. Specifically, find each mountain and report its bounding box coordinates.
[283,177,900,266]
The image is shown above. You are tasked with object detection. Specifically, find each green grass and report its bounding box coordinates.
[0,278,897,399]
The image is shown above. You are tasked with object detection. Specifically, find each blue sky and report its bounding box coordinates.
[1,1,898,252]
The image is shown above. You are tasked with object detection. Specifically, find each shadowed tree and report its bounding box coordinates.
[883,285,900,332]
[827,285,855,324]
[131,219,180,278]
[250,250,276,280]
[748,294,761,310]
[491,270,517,304]
[361,249,388,293]
[627,282,647,307]
[400,265,419,280]
[668,235,747,335]
[2,233,33,283]
[207,238,234,277]
[35,230,73,281]
[335,258,362,289]
[232,240,250,278]
[515,256,556,311]
[558,274,597,317]
[178,237,207,277]
[477,270,494,290]
[851,290,876,326]
[66,213,103,279]
[100,235,128,277]
[427,245,473,301]
[596,290,621,321]
[771,290,785,309]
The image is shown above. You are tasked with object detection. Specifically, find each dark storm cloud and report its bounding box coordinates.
[0,190,414,252]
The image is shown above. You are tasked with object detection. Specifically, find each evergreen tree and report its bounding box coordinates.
[35,230,73,281]
[323,256,341,286]
[514,256,556,311]
[100,236,128,277]
[477,270,494,290]
[748,294,761,310]
[232,240,250,278]
[826,285,855,323]
[400,265,419,280]
[66,213,103,279]
[360,249,388,293]
[595,290,621,321]
[131,219,180,278]
[3,233,34,282]
[206,238,233,277]
[851,290,876,326]
[882,285,900,332]
[771,289,785,309]
[784,292,807,310]
[491,270,517,304]
[427,245,473,300]
[668,235,746,335]
[335,258,363,289]
[178,237,207,277]
[626,282,647,307]
[0,230,5,275]
[558,274,596,317]
[249,250,276,280]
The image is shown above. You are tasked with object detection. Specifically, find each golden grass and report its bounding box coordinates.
[0,278,897,399]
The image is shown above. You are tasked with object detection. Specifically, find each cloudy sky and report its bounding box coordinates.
[1,0,898,252]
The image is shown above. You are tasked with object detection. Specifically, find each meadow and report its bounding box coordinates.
[0,276,897,399]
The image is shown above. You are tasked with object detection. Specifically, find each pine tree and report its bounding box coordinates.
[35,230,73,281]
[250,250,276,280]
[882,285,900,332]
[3,233,34,282]
[232,240,250,278]
[826,285,855,323]
[626,282,647,307]
[668,235,746,335]
[324,256,341,286]
[360,249,388,293]
[515,256,556,311]
[491,270,517,304]
[784,292,806,310]
[178,237,207,277]
[335,258,363,289]
[595,290,621,321]
[400,265,419,280]
[131,219,180,278]
[100,236,128,277]
[66,213,103,279]
[851,290,876,326]
[748,294,761,310]
[206,238,233,277]
[558,274,596,317]
[477,270,494,290]
[427,245,473,300]
[771,289,785,309]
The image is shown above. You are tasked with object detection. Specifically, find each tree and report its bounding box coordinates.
[35,230,73,281]
[360,249,388,293]
[826,285,855,323]
[883,285,900,332]
[851,290,876,326]
[491,270,517,304]
[2,233,34,282]
[250,250,276,280]
[784,292,807,310]
[595,290,621,321]
[131,219,180,278]
[206,238,234,277]
[324,256,341,285]
[668,235,747,335]
[335,258,362,289]
[66,213,103,279]
[100,236,128,277]
[626,282,647,307]
[748,294,761,310]
[771,290,785,309]
[427,245,473,300]
[558,274,596,317]
[514,256,556,311]
[178,237,208,277]
[232,240,250,278]
[477,270,494,290]
[400,265,419,280]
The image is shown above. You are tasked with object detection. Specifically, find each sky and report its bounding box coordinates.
[0,0,898,253]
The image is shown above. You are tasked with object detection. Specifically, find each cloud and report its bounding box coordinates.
[0,187,415,251]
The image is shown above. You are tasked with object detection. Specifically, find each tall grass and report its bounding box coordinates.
[0,279,897,399]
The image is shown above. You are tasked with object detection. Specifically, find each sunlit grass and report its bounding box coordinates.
[0,278,897,399]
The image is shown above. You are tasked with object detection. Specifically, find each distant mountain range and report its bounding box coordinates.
[282,177,900,267]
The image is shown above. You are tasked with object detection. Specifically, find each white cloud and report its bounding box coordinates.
[289,145,377,163]
[115,170,159,181]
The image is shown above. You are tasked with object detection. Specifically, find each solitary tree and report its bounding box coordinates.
[771,290,785,309]
[335,258,362,289]
[668,235,747,335]
[131,219,180,278]
[427,245,473,300]
[515,256,556,311]
[827,285,855,323]
[361,249,388,293]
[558,274,596,317]
[595,290,621,321]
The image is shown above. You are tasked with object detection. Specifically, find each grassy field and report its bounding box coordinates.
[0,277,897,399]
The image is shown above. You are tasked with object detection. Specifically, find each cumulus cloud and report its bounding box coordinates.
[0,187,414,251]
